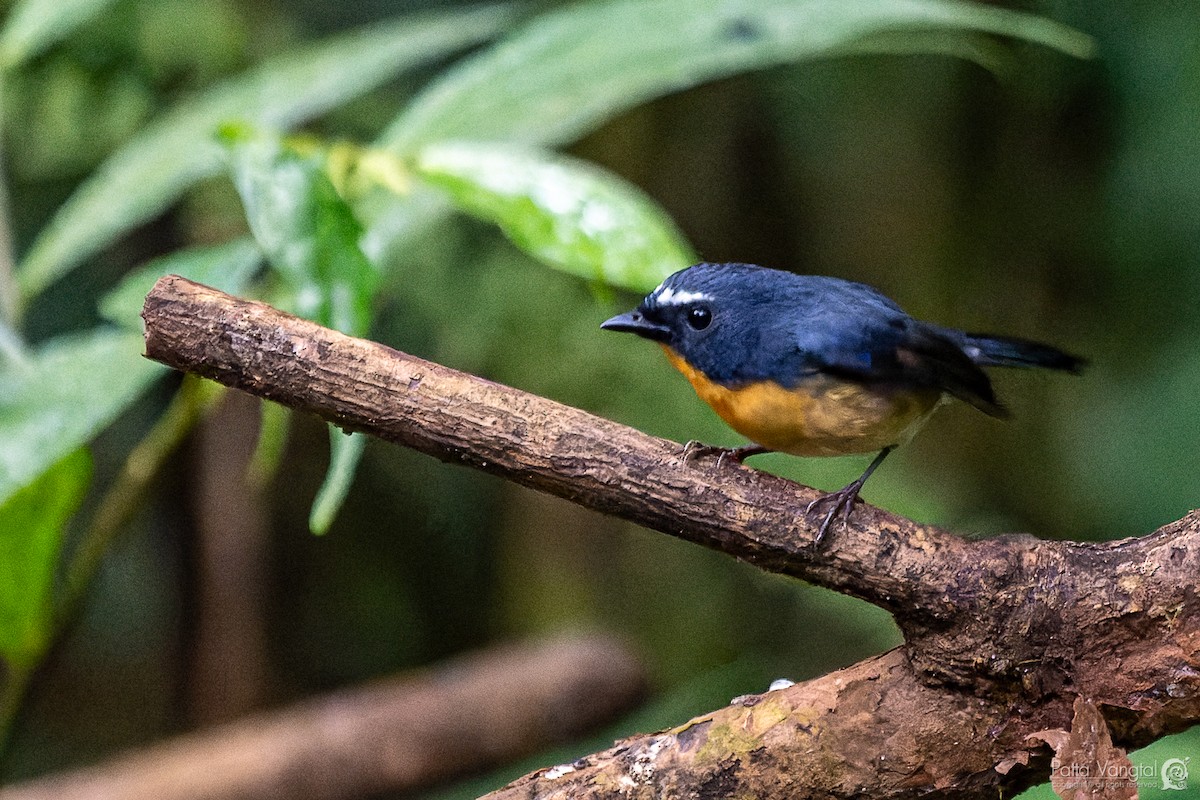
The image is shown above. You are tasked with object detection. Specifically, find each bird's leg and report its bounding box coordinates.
[805,446,895,546]
[682,442,771,468]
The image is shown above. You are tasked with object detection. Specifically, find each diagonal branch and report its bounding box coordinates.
[141,275,967,617]
[141,276,1200,800]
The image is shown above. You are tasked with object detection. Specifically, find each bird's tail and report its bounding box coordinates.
[958,333,1085,373]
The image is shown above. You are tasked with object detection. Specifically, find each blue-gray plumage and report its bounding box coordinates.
[601,262,1083,543]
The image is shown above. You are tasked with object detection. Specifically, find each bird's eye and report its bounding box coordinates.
[686,305,712,330]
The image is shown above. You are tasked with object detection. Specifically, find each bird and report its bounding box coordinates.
[601,262,1083,544]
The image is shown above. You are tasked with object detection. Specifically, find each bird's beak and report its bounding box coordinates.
[601,310,671,342]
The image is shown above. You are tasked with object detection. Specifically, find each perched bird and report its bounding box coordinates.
[601,262,1083,543]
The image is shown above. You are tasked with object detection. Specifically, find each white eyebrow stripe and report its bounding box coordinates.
[654,286,711,306]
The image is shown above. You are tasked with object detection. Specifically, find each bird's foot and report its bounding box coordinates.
[804,446,894,547]
[804,482,865,546]
[681,442,770,469]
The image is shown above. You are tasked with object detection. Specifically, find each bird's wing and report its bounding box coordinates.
[778,291,1007,418]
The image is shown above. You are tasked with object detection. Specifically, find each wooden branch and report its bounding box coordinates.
[141,276,964,619]
[140,276,1200,799]
[2,636,644,800]
[499,649,1041,800]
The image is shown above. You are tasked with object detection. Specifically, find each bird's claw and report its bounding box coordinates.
[680,442,769,468]
[804,485,863,546]
[681,440,721,462]
[803,446,893,547]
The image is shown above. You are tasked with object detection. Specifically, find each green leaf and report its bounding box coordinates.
[17,3,516,302]
[841,28,1014,75]
[308,431,366,536]
[0,330,164,506]
[0,0,118,69]
[415,142,695,292]
[248,400,291,488]
[0,448,90,669]
[99,238,262,330]
[227,133,380,533]
[382,0,1094,151]
[0,321,25,368]
[226,133,377,336]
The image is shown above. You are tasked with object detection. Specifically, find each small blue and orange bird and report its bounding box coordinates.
[601,262,1083,543]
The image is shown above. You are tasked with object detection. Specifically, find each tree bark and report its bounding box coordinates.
[139,276,1200,800]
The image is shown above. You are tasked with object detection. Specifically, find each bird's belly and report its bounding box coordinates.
[661,346,941,457]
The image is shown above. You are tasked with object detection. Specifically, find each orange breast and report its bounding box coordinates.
[660,345,941,457]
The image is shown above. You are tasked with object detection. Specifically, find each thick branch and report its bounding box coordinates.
[140,276,1200,799]
[492,649,1054,800]
[2,636,643,800]
[141,276,967,618]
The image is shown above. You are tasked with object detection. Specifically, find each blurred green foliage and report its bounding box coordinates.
[0,0,1196,796]
[0,450,88,679]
